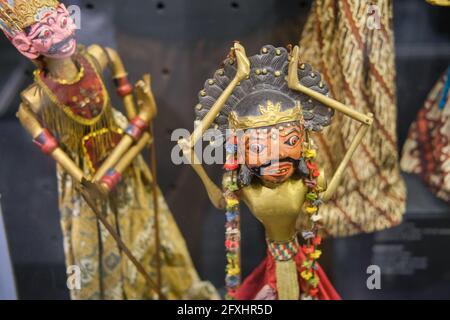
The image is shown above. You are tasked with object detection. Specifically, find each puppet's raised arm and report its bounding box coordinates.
[287,45,373,201]
[178,42,250,209]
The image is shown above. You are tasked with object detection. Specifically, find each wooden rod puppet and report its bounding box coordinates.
[179,43,372,300]
[0,0,218,300]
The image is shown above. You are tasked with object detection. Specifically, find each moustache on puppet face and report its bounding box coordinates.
[47,35,75,55]
[250,158,299,176]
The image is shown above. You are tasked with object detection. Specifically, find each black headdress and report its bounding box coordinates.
[195,45,334,133]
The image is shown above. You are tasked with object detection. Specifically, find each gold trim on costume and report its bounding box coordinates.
[33,56,109,127]
[81,127,124,174]
[36,47,117,156]
[229,100,302,130]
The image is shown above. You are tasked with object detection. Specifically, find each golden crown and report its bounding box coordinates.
[0,0,59,36]
[229,100,303,130]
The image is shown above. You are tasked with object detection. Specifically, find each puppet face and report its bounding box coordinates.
[240,123,303,184]
[10,4,77,60]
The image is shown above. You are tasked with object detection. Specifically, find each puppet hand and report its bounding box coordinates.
[135,74,157,122]
[80,178,109,200]
[178,138,195,164]
[234,42,250,82]
[287,45,301,89]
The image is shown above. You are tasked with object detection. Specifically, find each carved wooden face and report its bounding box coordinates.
[238,123,303,184]
[11,4,77,59]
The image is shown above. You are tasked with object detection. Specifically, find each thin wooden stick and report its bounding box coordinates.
[149,123,162,299]
[81,189,167,300]
[287,45,373,125]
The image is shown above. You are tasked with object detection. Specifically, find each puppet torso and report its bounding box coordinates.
[21,45,123,173]
[241,169,327,242]
[241,178,307,242]
[34,52,107,125]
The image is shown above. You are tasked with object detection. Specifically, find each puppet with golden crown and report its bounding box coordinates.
[0,0,218,300]
[179,43,374,300]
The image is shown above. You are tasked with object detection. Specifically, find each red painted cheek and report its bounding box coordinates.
[289,146,303,159]
[280,142,302,159]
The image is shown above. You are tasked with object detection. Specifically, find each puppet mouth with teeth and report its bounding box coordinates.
[260,161,294,177]
[251,159,298,183]
[48,36,76,56]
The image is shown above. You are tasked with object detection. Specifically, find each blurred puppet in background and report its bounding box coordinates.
[401,68,450,200]
[297,0,406,236]
[401,1,450,202]
[0,0,217,300]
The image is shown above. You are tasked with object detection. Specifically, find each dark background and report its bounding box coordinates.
[0,0,449,299]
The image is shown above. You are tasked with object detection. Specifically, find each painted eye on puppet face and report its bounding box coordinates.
[249,143,267,154]
[39,28,53,39]
[285,135,300,147]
